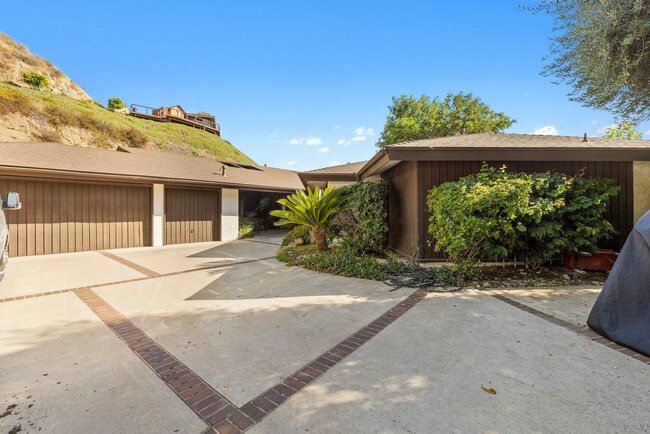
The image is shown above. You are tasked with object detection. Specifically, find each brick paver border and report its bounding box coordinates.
[486,291,650,365]
[0,256,275,304]
[74,282,427,434]
[97,250,162,278]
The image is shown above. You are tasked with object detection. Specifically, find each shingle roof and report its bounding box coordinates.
[387,133,650,149]
[0,143,304,192]
[303,161,368,175]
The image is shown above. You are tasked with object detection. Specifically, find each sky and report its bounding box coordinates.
[2,0,649,171]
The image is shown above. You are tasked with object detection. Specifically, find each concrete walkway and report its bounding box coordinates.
[1,234,649,433]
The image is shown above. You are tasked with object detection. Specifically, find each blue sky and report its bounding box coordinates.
[3,1,648,170]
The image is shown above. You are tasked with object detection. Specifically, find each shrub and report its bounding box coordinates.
[281,225,311,246]
[107,97,125,110]
[299,246,388,280]
[21,71,49,90]
[427,164,619,273]
[120,127,148,148]
[271,186,351,251]
[335,181,389,254]
[238,220,255,239]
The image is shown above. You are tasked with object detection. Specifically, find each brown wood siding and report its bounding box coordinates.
[165,188,220,245]
[0,179,152,257]
[416,161,634,260]
[384,161,421,257]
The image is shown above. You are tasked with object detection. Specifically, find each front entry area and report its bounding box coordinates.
[164,187,220,245]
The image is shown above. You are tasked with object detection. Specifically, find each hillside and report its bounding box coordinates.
[0,33,255,164]
[0,33,92,102]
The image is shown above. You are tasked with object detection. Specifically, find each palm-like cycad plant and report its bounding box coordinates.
[271,186,350,251]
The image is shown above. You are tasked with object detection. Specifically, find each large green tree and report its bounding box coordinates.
[532,0,650,122]
[376,92,515,148]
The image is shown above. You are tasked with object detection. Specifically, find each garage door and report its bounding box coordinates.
[165,188,220,245]
[0,178,152,257]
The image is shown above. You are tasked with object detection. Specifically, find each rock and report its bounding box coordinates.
[573,269,587,275]
[562,274,571,281]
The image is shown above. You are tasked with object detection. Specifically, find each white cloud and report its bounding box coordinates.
[330,161,341,166]
[288,136,322,146]
[597,123,617,135]
[354,126,375,136]
[317,147,330,154]
[351,136,366,142]
[337,139,351,146]
[531,125,559,136]
[591,120,598,125]
[305,136,322,146]
[284,161,298,167]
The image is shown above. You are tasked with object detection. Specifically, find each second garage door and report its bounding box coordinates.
[0,178,152,257]
[165,188,220,244]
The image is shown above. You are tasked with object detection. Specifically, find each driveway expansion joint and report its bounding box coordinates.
[486,290,650,365]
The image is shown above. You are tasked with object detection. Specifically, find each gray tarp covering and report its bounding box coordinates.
[587,211,650,356]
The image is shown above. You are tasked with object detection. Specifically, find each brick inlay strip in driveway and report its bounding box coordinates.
[486,291,650,366]
[212,289,430,433]
[75,282,428,434]
[97,251,161,278]
[73,287,254,430]
[0,256,276,304]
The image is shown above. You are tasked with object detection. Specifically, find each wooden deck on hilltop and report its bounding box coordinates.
[129,104,220,136]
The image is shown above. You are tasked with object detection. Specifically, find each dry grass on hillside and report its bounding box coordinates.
[0,33,92,102]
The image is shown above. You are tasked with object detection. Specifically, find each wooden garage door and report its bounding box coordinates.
[0,178,152,257]
[165,188,220,244]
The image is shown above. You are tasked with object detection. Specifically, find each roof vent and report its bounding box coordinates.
[582,133,589,143]
[460,127,466,135]
[221,166,227,177]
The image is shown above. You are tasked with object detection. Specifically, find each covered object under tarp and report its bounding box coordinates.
[587,211,650,356]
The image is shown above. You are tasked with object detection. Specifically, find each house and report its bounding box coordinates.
[299,161,367,188]
[130,104,221,135]
[356,133,650,260]
[0,143,302,257]
[158,104,186,119]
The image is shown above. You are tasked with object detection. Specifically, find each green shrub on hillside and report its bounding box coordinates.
[107,97,125,110]
[21,71,49,89]
[427,164,619,274]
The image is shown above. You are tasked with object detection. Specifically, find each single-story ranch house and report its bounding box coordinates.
[0,143,302,257]
[0,133,648,260]
[355,133,650,260]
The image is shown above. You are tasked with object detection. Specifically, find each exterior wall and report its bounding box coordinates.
[383,161,421,258]
[221,188,239,241]
[385,160,634,260]
[633,161,650,223]
[152,184,164,247]
[327,180,355,188]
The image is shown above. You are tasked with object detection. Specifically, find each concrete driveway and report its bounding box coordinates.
[1,232,649,434]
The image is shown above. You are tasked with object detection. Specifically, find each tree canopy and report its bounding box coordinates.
[532,0,650,122]
[376,92,515,148]
[602,121,643,140]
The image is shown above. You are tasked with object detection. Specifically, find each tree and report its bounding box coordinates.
[270,186,350,252]
[108,97,125,110]
[376,92,515,147]
[532,0,650,122]
[602,122,643,140]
